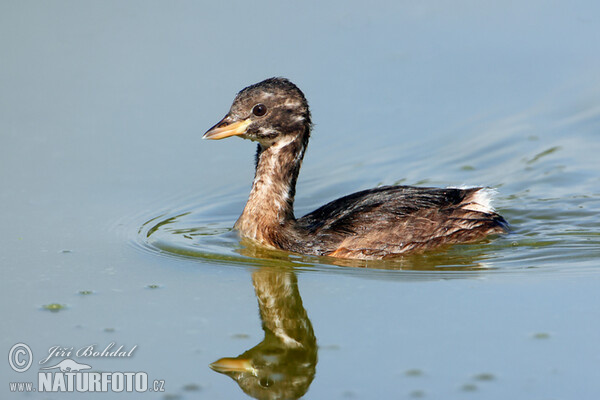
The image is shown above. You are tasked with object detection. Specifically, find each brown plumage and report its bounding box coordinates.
[203,77,508,260]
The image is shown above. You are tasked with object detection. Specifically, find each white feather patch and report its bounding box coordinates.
[463,187,497,213]
[284,100,302,107]
[270,135,296,150]
[447,185,498,213]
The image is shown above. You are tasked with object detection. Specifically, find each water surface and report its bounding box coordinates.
[2,1,600,399]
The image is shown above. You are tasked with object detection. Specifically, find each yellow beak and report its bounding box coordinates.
[203,117,251,140]
[209,357,255,374]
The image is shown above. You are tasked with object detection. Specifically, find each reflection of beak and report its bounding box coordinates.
[203,116,251,140]
[209,357,255,374]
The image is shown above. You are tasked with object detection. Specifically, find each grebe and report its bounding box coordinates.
[203,78,508,259]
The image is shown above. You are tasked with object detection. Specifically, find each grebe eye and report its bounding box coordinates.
[259,377,273,387]
[252,104,267,116]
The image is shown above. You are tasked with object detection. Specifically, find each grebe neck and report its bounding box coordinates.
[234,130,308,243]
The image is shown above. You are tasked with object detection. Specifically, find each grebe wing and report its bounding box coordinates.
[297,185,482,233]
[295,185,507,258]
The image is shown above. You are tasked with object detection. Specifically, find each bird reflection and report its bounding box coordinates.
[210,267,317,400]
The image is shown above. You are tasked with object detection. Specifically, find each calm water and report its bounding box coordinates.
[2,1,600,399]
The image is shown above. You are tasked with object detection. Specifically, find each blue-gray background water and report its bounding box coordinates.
[2,1,599,399]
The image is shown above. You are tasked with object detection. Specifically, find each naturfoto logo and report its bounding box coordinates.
[8,342,165,394]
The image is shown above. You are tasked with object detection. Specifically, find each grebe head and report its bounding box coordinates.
[203,77,311,147]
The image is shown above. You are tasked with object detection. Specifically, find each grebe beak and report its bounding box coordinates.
[209,357,255,374]
[203,116,251,140]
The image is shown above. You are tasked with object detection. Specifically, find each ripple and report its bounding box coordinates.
[124,188,600,280]
[123,96,600,279]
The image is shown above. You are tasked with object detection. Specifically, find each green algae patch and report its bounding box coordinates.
[474,372,496,381]
[533,332,551,340]
[42,303,67,312]
[404,368,424,377]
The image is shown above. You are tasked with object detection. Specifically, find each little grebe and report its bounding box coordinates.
[203,77,508,259]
